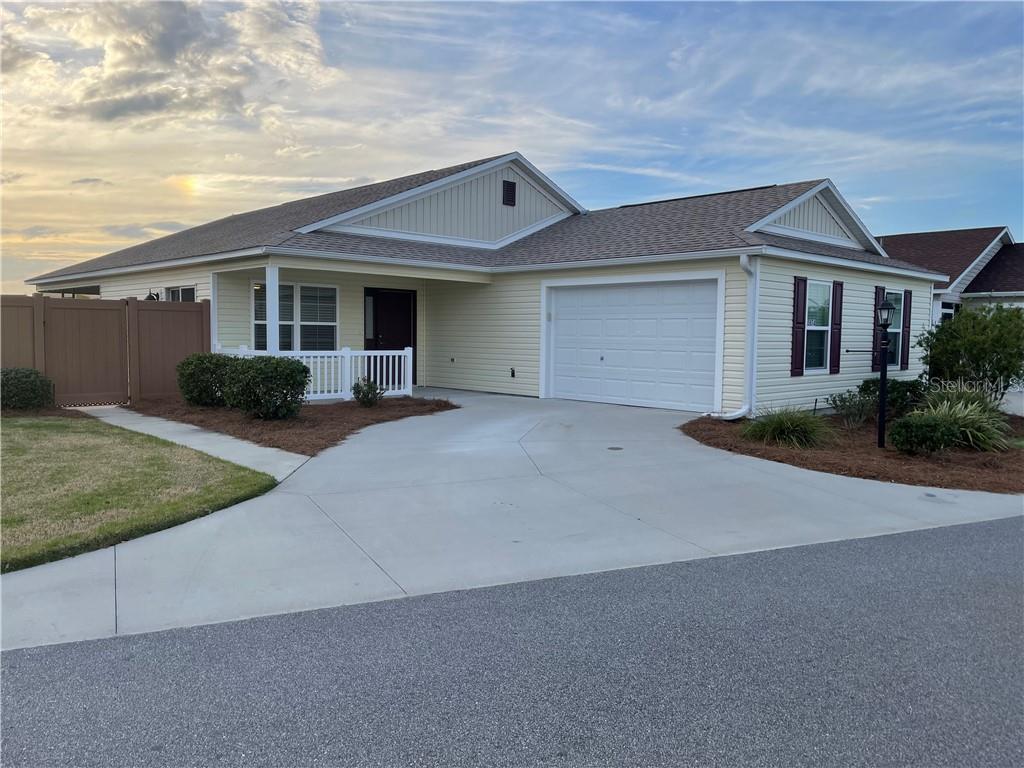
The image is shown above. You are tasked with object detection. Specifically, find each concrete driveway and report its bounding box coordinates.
[3,389,1020,649]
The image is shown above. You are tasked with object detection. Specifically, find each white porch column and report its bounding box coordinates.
[209,271,219,351]
[265,264,280,354]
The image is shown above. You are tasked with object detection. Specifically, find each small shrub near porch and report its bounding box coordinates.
[222,356,311,420]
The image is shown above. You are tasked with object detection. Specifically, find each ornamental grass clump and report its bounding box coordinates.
[741,407,834,449]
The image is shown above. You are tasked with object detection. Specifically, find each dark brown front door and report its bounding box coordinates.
[364,288,416,383]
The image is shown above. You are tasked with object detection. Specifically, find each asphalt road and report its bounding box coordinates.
[3,517,1022,768]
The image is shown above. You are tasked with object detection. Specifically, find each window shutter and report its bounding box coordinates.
[900,289,912,370]
[829,281,843,374]
[871,285,885,372]
[791,276,807,377]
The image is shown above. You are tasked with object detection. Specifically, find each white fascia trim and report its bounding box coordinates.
[762,246,947,281]
[494,247,754,273]
[746,179,889,257]
[537,268,727,412]
[267,246,491,274]
[296,152,585,234]
[760,223,863,250]
[328,211,572,251]
[945,228,1010,294]
[30,247,268,285]
[959,291,1024,298]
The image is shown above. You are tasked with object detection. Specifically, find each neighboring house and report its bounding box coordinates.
[30,152,944,414]
[878,227,1019,322]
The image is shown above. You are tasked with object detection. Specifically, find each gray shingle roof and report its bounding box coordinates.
[742,231,940,275]
[34,155,506,280]
[35,164,930,282]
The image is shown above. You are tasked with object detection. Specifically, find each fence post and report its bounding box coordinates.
[340,347,352,399]
[126,297,141,403]
[200,299,212,353]
[403,347,414,395]
[31,293,46,374]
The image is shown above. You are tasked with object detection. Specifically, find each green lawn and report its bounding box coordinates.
[1,415,276,572]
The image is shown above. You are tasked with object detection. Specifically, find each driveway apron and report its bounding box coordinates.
[3,389,1020,649]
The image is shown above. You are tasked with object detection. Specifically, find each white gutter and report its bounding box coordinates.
[716,253,758,420]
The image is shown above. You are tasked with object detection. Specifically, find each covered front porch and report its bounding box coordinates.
[209,257,489,401]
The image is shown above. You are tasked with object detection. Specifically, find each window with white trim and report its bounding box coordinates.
[940,301,960,324]
[165,285,196,302]
[804,280,831,371]
[253,282,336,351]
[885,290,903,365]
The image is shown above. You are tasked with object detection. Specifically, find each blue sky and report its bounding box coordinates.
[2,1,1021,290]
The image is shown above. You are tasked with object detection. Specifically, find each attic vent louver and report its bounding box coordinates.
[502,180,516,207]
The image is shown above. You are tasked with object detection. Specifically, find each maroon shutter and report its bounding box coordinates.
[829,281,843,374]
[871,285,885,372]
[791,276,807,377]
[900,289,912,370]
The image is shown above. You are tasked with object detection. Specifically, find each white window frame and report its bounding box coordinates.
[804,279,832,373]
[251,280,338,352]
[164,285,197,302]
[885,290,904,366]
[939,301,960,324]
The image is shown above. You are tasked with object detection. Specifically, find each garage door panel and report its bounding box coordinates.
[551,280,718,411]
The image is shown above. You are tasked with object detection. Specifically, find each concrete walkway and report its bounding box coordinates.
[79,406,308,481]
[3,390,1020,650]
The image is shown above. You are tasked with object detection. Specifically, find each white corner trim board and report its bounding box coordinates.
[538,270,726,412]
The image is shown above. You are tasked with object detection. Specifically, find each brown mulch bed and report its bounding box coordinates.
[129,397,458,456]
[681,414,1024,494]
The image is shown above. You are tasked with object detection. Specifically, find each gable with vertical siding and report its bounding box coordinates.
[339,164,569,244]
[770,195,858,244]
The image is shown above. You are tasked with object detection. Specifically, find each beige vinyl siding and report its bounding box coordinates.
[424,258,748,409]
[215,269,262,348]
[345,165,567,243]
[215,267,433,383]
[773,195,856,243]
[755,257,933,410]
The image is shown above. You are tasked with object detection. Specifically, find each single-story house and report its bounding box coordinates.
[878,227,1021,322]
[31,152,946,414]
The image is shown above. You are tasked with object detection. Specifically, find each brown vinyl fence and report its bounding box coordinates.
[1,295,210,406]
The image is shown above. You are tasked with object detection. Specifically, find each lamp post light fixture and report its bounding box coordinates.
[875,298,896,448]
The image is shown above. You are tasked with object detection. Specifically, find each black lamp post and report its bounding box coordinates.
[876,298,897,448]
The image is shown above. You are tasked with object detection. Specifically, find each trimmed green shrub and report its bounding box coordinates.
[890,412,960,455]
[923,386,1000,415]
[351,377,386,407]
[858,377,926,418]
[916,304,1024,400]
[741,408,834,449]
[1,368,54,410]
[223,356,310,420]
[920,400,1010,452]
[176,353,236,407]
[825,390,874,428]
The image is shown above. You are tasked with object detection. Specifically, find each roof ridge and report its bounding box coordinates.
[879,225,1006,238]
[595,178,825,212]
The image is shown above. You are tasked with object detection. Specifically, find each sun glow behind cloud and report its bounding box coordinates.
[1,1,1021,293]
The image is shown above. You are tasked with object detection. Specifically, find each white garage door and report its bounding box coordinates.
[549,280,718,411]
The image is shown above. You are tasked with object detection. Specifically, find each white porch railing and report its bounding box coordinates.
[222,346,413,401]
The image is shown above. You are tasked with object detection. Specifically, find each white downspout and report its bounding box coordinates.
[717,252,759,420]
